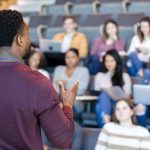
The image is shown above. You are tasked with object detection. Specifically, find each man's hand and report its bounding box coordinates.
[56,80,67,86]
[59,81,79,108]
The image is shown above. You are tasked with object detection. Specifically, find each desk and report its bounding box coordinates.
[76,95,98,112]
[76,96,98,101]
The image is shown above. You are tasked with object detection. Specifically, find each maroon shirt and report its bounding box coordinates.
[0,61,74,150]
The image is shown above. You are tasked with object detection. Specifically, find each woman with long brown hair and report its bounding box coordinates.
[127,16,150,77]
[95,99,150,150]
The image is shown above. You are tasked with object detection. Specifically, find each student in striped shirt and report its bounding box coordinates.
[95,99,150,150]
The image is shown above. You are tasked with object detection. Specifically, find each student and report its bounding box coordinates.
[53,48,90,116]
[89,19,125,74]
[27,50,50,79]
[53,48,90,96]
[53,16,88,58]
[94,49,132,127]
[91,19,125,59]
[127,17,150,77]
[95,99,150,150]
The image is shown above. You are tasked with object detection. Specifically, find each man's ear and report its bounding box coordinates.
[16,35,23,47]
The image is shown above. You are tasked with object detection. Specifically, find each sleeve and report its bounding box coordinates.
[53,66,61,83]
[140,130,150,150]
[94,128,108,150]
[52,33,62,42]
[91,37,100,55]
[123,73,132,96]
[115,39,125,51]
[127,36,137,55]
[77,68,90,95]
[78,34,88,58]
[94,73,102,91]
[36,78,74,149]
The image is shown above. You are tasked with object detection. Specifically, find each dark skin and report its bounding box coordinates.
[0,21,79,108]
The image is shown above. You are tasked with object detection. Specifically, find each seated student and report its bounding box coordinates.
[27,50,50,79]
[53,48,90,96]
[94,49,132,127]
[53,48,90,115]
[127,17,150,77]
[95,99,150,150]
[52,16,88,58]
[89,19,125,75]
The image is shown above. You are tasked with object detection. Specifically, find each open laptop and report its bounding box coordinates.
[133,84,150,105]
[39,39,62,53]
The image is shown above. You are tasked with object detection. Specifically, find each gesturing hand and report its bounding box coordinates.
[59,81,79,108]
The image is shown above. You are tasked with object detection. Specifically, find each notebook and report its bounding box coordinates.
[133,84,150,105]
[39,39,62,53]
[104,86,129,101]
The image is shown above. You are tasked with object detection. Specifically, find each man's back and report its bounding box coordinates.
[0,61,73,150]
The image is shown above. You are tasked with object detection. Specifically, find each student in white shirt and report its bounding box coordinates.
[95,99,150,150]
[127,17,150,77]
[94,49,132,127]
[52,16,88,58]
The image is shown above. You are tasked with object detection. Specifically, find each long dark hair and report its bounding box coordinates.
[101,49,124,87]
[137,16,150,43]
[113,99,137,125]
[103,19,119,41]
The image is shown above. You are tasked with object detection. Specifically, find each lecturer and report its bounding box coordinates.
[0,10,78,150]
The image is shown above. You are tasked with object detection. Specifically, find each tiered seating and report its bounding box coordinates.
[29,16,53,43]
[81,128,100,150]
[70,0,98,15]
[118,13,144,49]
[127,0,150,16]
[41,0,71,15]
[97,0,127,19]
[24,0,149,51]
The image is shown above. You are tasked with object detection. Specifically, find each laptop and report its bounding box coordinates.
[39,39,62,53]
[133,84,150,105]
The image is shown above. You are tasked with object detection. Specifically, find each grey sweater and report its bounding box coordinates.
[53,66,90,95]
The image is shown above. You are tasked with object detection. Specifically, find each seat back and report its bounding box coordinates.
[82,128,101,150]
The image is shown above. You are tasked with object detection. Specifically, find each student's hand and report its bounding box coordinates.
[134,104,145,115]
[59,81,79,108]
[140,47,149,54]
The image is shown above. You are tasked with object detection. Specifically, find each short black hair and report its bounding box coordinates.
[0,9,24,47]
[65,48,79,57]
